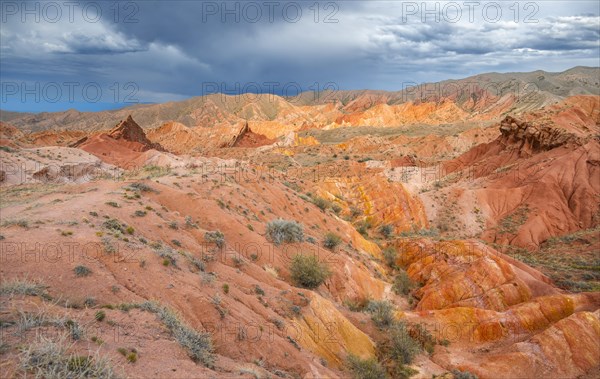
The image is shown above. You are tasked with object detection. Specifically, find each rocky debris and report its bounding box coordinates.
[500,115,580,150]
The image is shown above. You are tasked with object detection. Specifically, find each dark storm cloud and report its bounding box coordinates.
[1,0,598,111]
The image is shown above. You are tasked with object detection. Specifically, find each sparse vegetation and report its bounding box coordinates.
[380,224,394,238]
[392,270,415,296]
[20,334,116,378]
[366,300,394,329]
[73,266,91,277]
[382,247,398,268]
[266,219,304,245]
[204,230,225,248]
[289,254,331,289]
[0,279,49,298]
[94,311,106,322]
[323,232,342,250]
[451,369,479,379]
[346,354,388,379]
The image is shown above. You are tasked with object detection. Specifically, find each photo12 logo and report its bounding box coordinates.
[1,81,139,105]
[1,1,140,24]
[399,1,540,24]
[199,1,339,23]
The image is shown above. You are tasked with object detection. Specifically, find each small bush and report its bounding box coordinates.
[313,197,331,211]
[20,334,116,378]
[366,300,394,329]
[323,232,342,250]
[289,254,330,289]
[105,201,120,208]
[125,226,134,235]
[0,279,48,298]
[346,354,388,379]
[95,311,106,322]
[222,284,229,294]
[134,210,147,217]
[204,231,225,248]
[126,352,138,363]
[451,369,479,379]
[379,224,394,238]
[74,266,91,277]
[129,182,154,192]
[387,322,421,365]
[102,219,124,233]
[392,270,415,296]
[266,219,304,245]
[382,247,397,268]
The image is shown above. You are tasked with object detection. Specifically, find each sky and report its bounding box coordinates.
[1,0,599,112]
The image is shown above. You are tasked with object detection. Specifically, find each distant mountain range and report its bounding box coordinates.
[2,66,598,134]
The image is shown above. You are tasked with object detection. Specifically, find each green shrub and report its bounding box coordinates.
[74,266,91,277]
[382,247,397,268]
[204,231,225,248]
[323,232,342,250]
[346,354,388,379]
[312,196,331,211]
[380,224,394,238]
[289,254,331,289]
[266,219,304,245]
[451,369,479,379]
[222,284,229,294]
[95,311,106,322]
[366,300,394,329]
[105,201,119,208]
[387,322,420,365]
[392,270,415,296]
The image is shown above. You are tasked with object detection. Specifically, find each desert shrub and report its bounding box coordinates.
[129,182,154,192]
[105,201,119,208]
[379,224,394,238]
[20,334,116,378]
[204,231,225,248]
[155,245,178,267]
[346,354,388,379]
[185,216,198,228]
[94,311,106,322]
[73,266,91,277]
[408,323,435,355]
[289,254,330,289]
[168,221,178,230]
[102,219,124,233]
[387,322,421,365]
[392,270,415,296]
[331,203,342,214]
[222,284,229,294]
[0,279,48,298]
[323,232,342,250]
[126,352,137,363]
[138,301,214,367]
[451,369,479,379]
[312,196,331,211]
[2,219,29,228]
[265,219,304,245]
[382,247,397,268]
[134,210,147,217]
[366,300,394,329]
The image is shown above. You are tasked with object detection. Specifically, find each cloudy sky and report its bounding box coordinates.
[1,0,599,112]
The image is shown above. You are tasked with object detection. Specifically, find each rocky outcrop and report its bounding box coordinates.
[107,115,164,151]
[499,115,580,151]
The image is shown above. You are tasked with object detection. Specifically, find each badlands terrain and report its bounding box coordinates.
[1,67,599,379]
